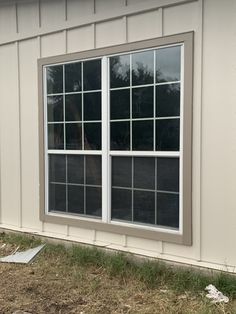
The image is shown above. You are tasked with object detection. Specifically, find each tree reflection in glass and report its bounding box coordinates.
[110,55,130,88]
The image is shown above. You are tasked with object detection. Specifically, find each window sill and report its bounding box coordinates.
[40,211,191,245]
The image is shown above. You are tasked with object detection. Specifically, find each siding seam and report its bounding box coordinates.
[16,41,23,228]
[0,0,198,47]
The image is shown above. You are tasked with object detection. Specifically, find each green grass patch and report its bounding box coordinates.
[1,232,236,299]
[0,232,42,249]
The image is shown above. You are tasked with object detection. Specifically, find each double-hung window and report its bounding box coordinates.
[38,32,193,245]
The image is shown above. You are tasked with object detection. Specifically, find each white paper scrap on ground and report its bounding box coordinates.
[0,244,45,264]
[205,284,229,303]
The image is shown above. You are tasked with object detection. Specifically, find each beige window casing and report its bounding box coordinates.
[38,31,193,245]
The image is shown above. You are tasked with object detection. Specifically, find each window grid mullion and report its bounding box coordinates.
[153,50,156,151]
[130,54,132,151]
[81,62,84,150]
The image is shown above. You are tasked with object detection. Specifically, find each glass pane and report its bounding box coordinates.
[132,50,154,86]
[65,62,81,92]
[66,123,82,150]
[133,191,155,224]
[157,192,179,228]
[134,157,155,190]
[86,155,102,185]
[157,158,179,192]
[48,124,64,149]
[49,183,66,212]
[83,59,101,91]
[47,96,63,122]
[156,119,179,151]
[84,92,101,121]
[132,120,153,151]
[156,46,181,83]
[47,65,63,94]
[49,154,66,183]
[84,123,101,150]
[110,89,130,120]
[132,86,153,118]
[86,187,102,217]
[112,157,132,188]
[111,188,132,221]
[156,83,180,117]
[67,155,84,184]
[110,55,130,88]
[68,185,84,214]
[65,94,82,121]
[110,121,130,150]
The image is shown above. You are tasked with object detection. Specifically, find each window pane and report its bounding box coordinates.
[132,120,153,151]
[156,84,180,117]
[86,187,102,217]
[156,119,179,151]
[157,158,179,192]
[157,192,179,228]
[66,123,82,150]
[132,51,154,86]
[47,96,63,122]
[49,154,66,183]
[110,55,130,88]
[83,59,101,91]
[112,157,132,188]
[110,89,130,120]
[133,191,155,224]
[48,124,64,149]
[156,46,181,83]
[110,121,130,150]
[84,123,101,150]
[67,155,84,184]
[47,65,63,94]
[132,86,153,118]
[84,92,101,121]
[134,157,155,190]
[68,185,84,214]
[65,94,82,121]
[49,183,66,212]
[86,155,102,185]
[111,188,132,221]
[65,62,81,92]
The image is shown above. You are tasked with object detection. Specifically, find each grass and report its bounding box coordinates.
[67,244,236,298]
[0,232,236,313]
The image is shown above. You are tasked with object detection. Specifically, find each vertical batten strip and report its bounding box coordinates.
[37,35,44,233]
[38,0,41,28]
[93,0,96,14]
[15,2,19,33]
[16,41,23,228]
[65,0,68,21]
[197,0,204,262]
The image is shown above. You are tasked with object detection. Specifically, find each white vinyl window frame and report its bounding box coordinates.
[38,32,193,245]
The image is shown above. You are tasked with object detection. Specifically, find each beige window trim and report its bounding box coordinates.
[38,32,193,246]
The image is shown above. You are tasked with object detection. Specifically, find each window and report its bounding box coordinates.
[38,32,193,245]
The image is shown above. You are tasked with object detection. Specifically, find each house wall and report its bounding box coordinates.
[0,0,235,272]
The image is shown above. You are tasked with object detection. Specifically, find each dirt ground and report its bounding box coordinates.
[0,237,235,314]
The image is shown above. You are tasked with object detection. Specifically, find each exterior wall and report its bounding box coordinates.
[0,0,235,272]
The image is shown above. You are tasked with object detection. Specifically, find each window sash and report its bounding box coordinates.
[39,32,193,245]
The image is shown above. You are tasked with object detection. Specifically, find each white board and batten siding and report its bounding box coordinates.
[0,0,236,272]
